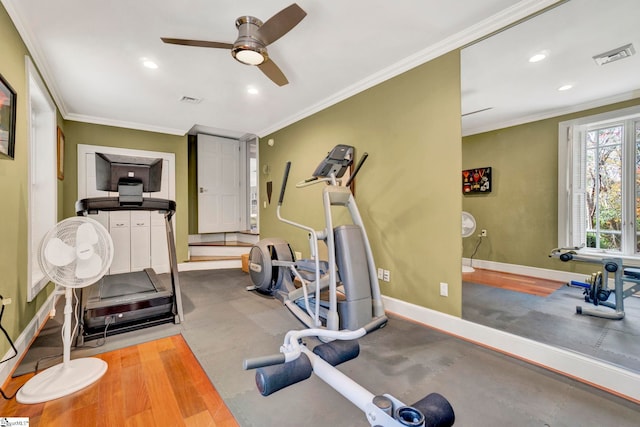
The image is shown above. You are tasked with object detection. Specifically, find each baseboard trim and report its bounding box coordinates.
[0,290,58,386]
[383,295,640,404]
[178,260,242,271]
[463,258,586,283]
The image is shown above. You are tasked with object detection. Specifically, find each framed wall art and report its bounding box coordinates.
[0,73,17,160]
[462,167,491,194]
[57,127,65,180]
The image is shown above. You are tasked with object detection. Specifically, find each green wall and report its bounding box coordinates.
[62,121,189,262]
[0,5,55,359]
[260,51,463,316]
[462,97,640,275]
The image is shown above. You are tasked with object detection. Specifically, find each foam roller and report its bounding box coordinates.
[411,393,455,427]
[312,339,360,366]
[255,353,313,396]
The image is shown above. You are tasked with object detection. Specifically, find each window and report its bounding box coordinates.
[558,105,640,258]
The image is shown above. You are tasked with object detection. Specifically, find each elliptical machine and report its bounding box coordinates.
[248,145,387,333]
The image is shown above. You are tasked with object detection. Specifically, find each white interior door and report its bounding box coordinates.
[197,134,241,233]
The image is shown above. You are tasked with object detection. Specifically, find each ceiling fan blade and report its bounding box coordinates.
[257,59,289,86]
[161,37,233,50]
[257,3,307,45]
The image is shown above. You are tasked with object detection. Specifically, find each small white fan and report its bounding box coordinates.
[17,217,114,404]
[462,211,477,273]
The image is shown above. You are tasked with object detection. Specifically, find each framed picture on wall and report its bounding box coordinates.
[0,73,17,160]
[462,167,491,194]
[57,127,65,180]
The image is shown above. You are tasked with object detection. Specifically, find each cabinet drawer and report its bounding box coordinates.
[131,211,151,227]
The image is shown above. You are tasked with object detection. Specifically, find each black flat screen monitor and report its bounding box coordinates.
[95,153,163,193]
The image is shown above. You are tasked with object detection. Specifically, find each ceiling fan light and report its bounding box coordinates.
[234,49,266,65]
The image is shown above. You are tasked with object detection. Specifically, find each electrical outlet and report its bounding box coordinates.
[481,229,487,237]
[383,270,390,282]
[1,297,12,305]
[440,282,449,297]
[377,268,384,280]
[295,251,302,260]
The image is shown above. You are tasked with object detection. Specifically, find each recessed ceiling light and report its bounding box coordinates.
[143,60,158,69]
[247,86,259,95]
[529,52,547,63]
[558,84,573,91]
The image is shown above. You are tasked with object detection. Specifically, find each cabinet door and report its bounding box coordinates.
[109,211,131,274]
[131,211,151,271]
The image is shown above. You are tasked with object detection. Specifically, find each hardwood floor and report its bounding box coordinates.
[463,268,564,297]
[0,335,239,427]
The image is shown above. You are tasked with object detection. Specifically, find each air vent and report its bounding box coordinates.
[593,43,635,66]
[180,96,203,104]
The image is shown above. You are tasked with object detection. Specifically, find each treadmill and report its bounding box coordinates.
[75,153,184,344]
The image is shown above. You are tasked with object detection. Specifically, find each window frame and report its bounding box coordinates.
[558,104,640,260]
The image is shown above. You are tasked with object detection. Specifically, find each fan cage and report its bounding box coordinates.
[38,217,114,288]
[461,211,477,238]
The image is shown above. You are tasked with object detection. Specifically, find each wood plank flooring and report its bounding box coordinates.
[0,335,239,427]
[463,268,564,297]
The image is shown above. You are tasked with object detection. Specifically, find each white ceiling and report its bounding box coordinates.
[462,0,640,136]
[3,0,638,139]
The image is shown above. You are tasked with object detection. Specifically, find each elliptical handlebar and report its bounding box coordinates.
[345,152,368,188]
[278,161,292,206]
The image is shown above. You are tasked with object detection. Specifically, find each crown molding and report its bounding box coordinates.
[462,90,640,137]
[65,113,187,136]
[257,0,562,137]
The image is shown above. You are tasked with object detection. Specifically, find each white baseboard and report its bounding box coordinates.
[178,260,242,271]
[383,295,640,404]
[0,289,59,386]
[463,258,587,283]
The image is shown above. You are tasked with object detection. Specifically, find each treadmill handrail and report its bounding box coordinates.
[76,197,176,218]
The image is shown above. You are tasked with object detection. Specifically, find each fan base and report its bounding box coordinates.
[16,357,107,404]
[462,265,475,273]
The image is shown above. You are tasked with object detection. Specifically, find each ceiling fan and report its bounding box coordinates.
[161,3,307,86]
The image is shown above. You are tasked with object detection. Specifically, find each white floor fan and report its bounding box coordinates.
[17,217,114,404]
[462,211,477,273]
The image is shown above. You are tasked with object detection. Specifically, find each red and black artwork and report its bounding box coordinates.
[462,167,491,194]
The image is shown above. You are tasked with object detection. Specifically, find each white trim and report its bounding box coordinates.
[383,295,640,403]
[178,260,242,271]
[255,0,562,137]
[464,90,640,137]
[26,56,57,302]
[463,257,586,283]
[65,113,186,137]
[0,290,58,386]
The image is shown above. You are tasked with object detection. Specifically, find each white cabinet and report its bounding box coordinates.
[131,211,151,271]
[109,211,131,274]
